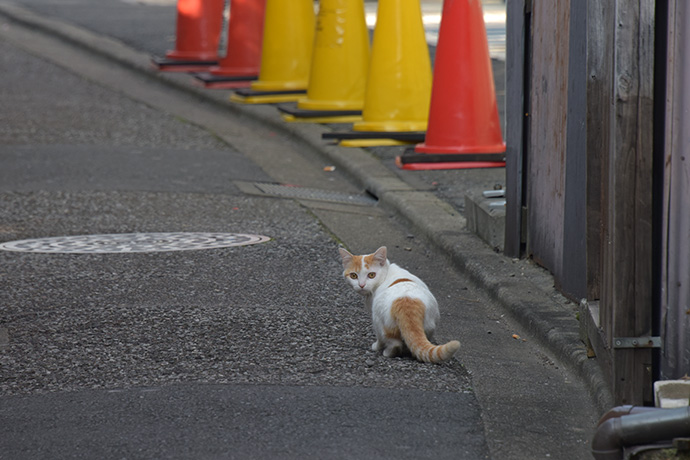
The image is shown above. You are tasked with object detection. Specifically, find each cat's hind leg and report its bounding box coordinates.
[382,339,403,358]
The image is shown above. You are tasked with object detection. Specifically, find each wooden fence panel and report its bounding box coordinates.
[660,0,690,381]
[602,0,655,405]
[586,0,614,303]
[507,0,657,404]
[526,0,570,275]
[560,0,587,299]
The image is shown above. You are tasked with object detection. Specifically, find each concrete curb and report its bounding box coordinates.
[0,1,613,412]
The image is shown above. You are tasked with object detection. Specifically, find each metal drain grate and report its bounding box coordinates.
[0,232,271,254]
[252,183,377,206]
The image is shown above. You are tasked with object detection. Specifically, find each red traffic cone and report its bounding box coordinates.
[195,0,266,88]
[152,0,225,72]
[396,0,506,170]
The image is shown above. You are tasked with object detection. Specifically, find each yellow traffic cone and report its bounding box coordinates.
[279,0,370,123]
[231,0,316,104]
[332,0,431,147]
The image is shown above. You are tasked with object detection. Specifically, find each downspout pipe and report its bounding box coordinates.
[596,405,659,425]
[592,406,690,460]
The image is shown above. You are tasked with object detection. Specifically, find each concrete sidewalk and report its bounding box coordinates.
[0,0,611,413]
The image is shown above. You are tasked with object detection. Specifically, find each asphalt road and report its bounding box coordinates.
[0,13,489,460]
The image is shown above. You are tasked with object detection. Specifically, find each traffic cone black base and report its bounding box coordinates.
[231,88,307,104]
[277,104,362,123]
[396,149,505,170]
[323,131,425,142]
[194,73,258,89]
[151,56,218,73]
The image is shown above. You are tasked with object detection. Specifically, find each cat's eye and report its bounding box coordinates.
[349,273,358,280]
[368,272,376,279]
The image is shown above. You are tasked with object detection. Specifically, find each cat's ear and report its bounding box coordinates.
[339,248,354,268]
[372,246,387,266]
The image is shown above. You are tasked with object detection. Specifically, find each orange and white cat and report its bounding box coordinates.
[339,246,460,363]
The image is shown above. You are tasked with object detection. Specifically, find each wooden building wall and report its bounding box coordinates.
[525,1,570,278]
[600,0,656,406]
[506,0,657,405]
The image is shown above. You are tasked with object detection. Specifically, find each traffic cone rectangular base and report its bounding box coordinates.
[340,139,416,148]
[278,105,362,123]
[396,149,506,170]
[194,73,258,89]
[151,56,218,72]
[322,131,425,142]
[231,88,307,104]
[283,114,363,124]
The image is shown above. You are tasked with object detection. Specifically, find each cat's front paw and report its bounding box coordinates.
[371,340,383,351]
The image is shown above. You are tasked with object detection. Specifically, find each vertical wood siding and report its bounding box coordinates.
[526,0,570,275]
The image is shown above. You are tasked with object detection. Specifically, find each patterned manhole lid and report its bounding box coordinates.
[0,232,271,254]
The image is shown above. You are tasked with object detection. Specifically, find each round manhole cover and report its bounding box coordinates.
[0,232,271,254]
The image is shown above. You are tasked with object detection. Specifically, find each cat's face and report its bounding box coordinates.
[339,246,388,296]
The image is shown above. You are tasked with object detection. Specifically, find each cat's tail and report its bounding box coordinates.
[392,297,460,363]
